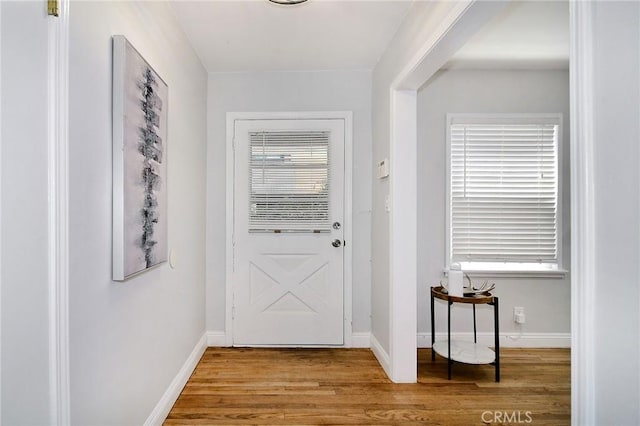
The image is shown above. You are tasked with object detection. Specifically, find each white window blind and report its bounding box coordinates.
[249,131,330,232]
[448,115,560,265]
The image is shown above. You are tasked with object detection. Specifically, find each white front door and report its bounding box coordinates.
[232,118,345,345]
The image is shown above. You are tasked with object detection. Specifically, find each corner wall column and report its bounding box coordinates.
[389,89,417,382]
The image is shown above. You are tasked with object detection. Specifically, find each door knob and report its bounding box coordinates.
[332,239,342,247]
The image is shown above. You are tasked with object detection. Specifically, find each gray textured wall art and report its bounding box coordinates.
[112,35,168,281]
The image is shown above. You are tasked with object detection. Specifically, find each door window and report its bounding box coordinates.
[249,131,330,233]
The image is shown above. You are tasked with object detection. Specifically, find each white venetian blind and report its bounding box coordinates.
[449,119,559,264]
[249,131,330,232]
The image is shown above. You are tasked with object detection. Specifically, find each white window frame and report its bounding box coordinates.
[445,113,565,277]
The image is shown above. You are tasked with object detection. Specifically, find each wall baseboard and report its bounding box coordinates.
[417,332,571,348]
[370,334,392,379]
[350,332,371,348]
[144,333,207,426]
[206,331,227,346]
[204,330,568,349]
[206,331,373,348]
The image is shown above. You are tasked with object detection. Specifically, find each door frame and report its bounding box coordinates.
[380,0,510,383]
[48,0,71,423]
[386,3,594,423]
[225,111,353,347]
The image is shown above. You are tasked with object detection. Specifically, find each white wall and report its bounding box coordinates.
[0,2,51,424]
[371,1,465,355]
[68,2,207,424]
[206,70,372,335]
[417,69,571,341]
[590,2,640,423]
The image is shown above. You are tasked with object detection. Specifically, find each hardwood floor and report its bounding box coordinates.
[165,347,570,425]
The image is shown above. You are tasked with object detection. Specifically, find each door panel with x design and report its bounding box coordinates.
[232,118,344,346]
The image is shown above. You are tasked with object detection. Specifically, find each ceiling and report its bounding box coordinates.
[168,0,569,73]
[447,1,569,69]
[169,0,412,72]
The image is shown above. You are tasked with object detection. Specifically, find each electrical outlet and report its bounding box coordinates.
[513,306,525,324]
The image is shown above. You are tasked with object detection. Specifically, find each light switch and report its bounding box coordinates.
[377,158,389,179]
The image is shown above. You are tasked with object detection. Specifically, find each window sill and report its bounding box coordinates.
[444,269,568,279]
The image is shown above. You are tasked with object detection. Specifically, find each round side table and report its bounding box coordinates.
[430,286,500,382]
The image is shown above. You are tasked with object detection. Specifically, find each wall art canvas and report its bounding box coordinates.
[112,35,168,281]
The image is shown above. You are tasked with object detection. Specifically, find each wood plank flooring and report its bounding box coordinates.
[165,347,570,425]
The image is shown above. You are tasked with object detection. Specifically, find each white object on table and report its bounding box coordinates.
[448,262,463,297]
